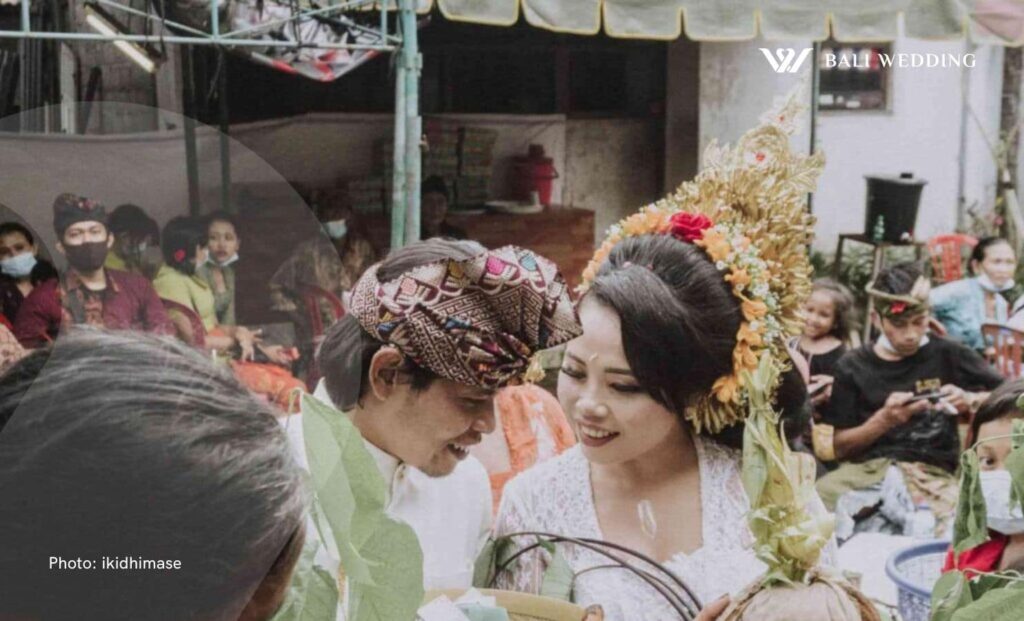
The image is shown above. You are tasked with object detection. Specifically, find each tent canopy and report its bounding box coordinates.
[423,0,1024,45]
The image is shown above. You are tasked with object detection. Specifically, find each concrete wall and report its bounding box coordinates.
[565,118,663,243]
[664,38,701,191]
[0,108,662,256]
[697,36,1005,254]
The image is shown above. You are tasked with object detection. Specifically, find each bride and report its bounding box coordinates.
[493,91,835,619]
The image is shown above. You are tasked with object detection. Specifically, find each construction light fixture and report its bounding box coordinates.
[84,2,161,74]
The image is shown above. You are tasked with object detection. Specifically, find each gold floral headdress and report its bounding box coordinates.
[578,87,823,434]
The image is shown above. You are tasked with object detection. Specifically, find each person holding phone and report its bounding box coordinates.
[792,278,857,414]
[814,263,1004,530]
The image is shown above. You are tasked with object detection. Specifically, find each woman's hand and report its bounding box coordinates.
[235,327,257,362]
[258,344,294,366]
[695,595,730,621]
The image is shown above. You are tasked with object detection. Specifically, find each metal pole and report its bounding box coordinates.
[390,36,407,250]
[20,0,29,33]
[218,49,231,212]
[0,31,394,50]
[400,0,421,246]
[180,46,201,216]
[210,0,219,40]
[808,41,820,214]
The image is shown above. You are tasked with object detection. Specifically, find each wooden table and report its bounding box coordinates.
[366,206,596,291]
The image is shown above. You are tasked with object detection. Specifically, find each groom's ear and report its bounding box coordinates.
[367,347,406,402]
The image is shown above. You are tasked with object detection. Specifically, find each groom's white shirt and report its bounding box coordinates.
[282,381,493,591]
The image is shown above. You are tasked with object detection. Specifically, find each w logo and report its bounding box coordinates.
[759,48,813,73]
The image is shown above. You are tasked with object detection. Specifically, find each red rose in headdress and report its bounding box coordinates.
[669,212,713,243]
[890,302,907,315]
[173,249,186,263]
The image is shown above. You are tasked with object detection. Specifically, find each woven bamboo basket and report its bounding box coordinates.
[422,588,590,621]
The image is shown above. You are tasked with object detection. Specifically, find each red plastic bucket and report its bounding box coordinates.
[511,145,559,206]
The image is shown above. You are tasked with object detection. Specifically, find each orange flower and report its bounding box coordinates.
[621,210,668,236]
[733,341,758,369]
[742,299,768,321]
[726,269,751,288]
[713,375,740,404]
[695,229,731,261]
[737,322,764,347]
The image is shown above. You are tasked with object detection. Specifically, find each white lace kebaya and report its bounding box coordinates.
[493,437,837,620]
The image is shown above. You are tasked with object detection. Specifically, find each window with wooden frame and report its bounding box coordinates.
[818,41,892,112]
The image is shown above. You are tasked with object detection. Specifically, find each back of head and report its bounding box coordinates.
[589,235,741,437]
[968,378,1024,446]
[421,175,450,201]
[318,237,486,409]
[588,234,809,449]
[0,330,306,621]
[109,203,159,241]
[871,262,925,296]
[162,215,207,273]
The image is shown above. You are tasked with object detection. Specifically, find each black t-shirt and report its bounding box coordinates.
[795,342,847,377]
[822,336,1003,473]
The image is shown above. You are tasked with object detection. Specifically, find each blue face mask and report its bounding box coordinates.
[1,252,37,278]
[976,273,1014,293]
[324,219,347,240]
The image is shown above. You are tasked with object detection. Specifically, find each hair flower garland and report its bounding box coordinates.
[578,85,823,434]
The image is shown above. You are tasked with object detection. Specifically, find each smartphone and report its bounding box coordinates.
[907,391,945,404]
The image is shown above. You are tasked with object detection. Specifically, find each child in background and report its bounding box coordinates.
[792,278,856,412]
[943,379,1024,575]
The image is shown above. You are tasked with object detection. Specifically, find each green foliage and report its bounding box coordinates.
[931,571,974,621]
[270,539,339,621]
[950,583,1024,621]
[537,540,574,602]
[741,354,834,586]
[952,450,990,554]
[472,536,517,589]
[295,394,424,621]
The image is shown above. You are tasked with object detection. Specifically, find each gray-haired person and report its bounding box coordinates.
[0,329,307,621]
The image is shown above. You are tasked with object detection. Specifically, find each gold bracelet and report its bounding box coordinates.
[812,423,836,462]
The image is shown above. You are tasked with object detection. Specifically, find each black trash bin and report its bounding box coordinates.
[863,172,927,243]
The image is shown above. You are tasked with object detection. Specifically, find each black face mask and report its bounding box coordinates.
[64,241,109,273]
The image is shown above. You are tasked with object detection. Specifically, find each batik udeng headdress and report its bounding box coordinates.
[866,275,931,319]
[578,87,823,434]
[350,245,581,389]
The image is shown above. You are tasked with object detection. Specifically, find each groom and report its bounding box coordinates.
[312,238,580,590]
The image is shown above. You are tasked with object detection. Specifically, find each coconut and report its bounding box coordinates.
[720,571,880,621]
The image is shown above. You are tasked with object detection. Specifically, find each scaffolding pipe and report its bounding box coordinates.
[390,30,407,250]
[0,30,395,50]
[180,47,201,216]
[218,49,231,212]
[400,0,420,246]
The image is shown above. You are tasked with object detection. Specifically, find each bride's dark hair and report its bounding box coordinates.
[588,234,810,448]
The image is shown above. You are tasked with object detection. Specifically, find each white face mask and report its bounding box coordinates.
[0,252,37,278]
[876,333,929,357]
[977,273,1014,293]
[214,253,239,267]
[324,219,347,240]
[980,469,1024,535]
